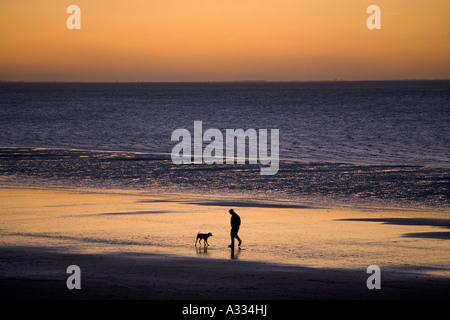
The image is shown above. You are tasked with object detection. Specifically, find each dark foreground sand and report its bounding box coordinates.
[1,245,448,301]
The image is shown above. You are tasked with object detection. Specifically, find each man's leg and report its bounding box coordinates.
[234,227,241,246]
[229,229,237,247]
[236,234,242,246]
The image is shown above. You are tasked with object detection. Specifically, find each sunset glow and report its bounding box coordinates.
[1,0,449,81]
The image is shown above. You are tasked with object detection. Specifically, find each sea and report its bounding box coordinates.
[0,81,449,211]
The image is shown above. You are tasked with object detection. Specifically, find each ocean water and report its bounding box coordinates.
[0,81,449,210]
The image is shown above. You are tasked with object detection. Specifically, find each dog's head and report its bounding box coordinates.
[207,232,213,237]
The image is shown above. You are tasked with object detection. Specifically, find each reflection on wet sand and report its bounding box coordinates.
[195,246,210,257]
[230,246,241,260]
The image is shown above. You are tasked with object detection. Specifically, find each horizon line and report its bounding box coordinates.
[1,78,449,84]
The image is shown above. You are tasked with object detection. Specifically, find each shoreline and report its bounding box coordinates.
[1,146,449,212]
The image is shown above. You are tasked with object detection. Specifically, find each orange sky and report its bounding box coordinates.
[0,0,449,81]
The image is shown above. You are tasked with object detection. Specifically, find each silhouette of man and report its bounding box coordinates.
[228,209,242,248]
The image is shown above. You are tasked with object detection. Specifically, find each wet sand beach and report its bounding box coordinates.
[1,186,449,300]
[1,245,449,300]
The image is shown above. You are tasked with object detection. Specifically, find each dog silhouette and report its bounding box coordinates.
[195,232,213,247]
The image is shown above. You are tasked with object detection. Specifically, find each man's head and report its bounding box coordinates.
[229,209,235,215]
